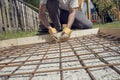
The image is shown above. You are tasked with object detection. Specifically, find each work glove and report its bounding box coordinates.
[48,28,59,42]
[60,24,72,41]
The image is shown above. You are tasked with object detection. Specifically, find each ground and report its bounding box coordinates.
[0,21,120,40]
[0,34,120,80]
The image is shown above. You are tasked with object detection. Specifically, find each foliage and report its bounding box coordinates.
[92,0,114,16]
[91,0,115,23]
[23,0,39,8]
[112,0,120,9]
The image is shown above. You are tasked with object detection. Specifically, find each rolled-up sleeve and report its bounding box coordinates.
[69,0,79,8]
[39,0,47,5]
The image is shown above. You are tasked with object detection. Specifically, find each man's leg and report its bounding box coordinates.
[38,23,54,33]
[73,11,93,29]
[59,10,92,29]
[60,9,69,25]
[46,0,61,31]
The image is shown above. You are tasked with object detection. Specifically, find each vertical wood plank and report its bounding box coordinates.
[27,6,30,30]
[9,0,16,31]
[86,0,91,20]
[0,0,39,32]
[24,5,28,30]
[16,0,22,31]
[22,3,26,31]
[4,0,12,31]
[18,1,24,30]
[33,11,37,30]
[29,7,32,30]
[0,1,3,32]
[25,6,28,30]
[31,10,34,30]
[13,0,19,31]
[23,4,26,31]
[0,0,7,32]
[35,12,39,30]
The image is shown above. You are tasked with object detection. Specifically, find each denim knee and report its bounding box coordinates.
[85,22,93,29]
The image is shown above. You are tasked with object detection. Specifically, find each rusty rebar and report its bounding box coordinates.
[0,35,119,80]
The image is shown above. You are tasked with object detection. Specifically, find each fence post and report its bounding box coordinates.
[15,0,22,31]
[35,12,39,30]
[24,6,28,30]
[28,7,31,30]
[0,1,3,32]
[13,0,19,31]
[9,0,16,31]
[31,10,34,30]
[0,0,39,32]
[86,0,91,20]
[22,4,27,31]
[4,0,12,31]
[0,0,7,32]
[21,3,26,31]
[33,11,36,30]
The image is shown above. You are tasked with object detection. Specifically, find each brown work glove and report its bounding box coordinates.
[60,24,72,41]
[48,28,59,42]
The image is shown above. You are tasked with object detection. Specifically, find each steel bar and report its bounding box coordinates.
[86,38,120,74]
[0,44,119,61]
[0,34,120,80]
[59,43,63,80]
[28,45,51,80]
[0,63,120,77]
[0,54,119,67]
[67,41,96,80]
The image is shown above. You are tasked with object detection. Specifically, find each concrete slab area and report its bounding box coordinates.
[0,33,120,80]
[0,28,120,80]
[0,28,99,48]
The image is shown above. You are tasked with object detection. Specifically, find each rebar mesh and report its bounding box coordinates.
[0,34,120,80]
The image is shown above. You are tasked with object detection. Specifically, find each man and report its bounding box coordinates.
[39,0,93,41]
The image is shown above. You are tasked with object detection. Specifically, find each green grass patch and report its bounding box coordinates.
[0,30,37,40]
[94,21,120,28]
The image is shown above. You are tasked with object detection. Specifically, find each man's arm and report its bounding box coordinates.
[39,5,52,29]
[67,8,77,28]
[60,8,76,41]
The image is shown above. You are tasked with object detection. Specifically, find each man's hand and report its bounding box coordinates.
[60,24,72,41]
[48,27,59,42]
[59,8,75,42]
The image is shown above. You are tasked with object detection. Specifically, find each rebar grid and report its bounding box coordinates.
[0,34,120,80]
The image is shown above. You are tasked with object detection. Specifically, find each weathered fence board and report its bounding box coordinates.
[4,0,12,31]
[0,0,39,32]
[0,0,7,32]
[9,0,16,31]
[0,1,3,32]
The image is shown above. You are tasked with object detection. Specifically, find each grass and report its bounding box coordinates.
[0,21,120,40]
[0,30,37,40]
[94,21,120,28]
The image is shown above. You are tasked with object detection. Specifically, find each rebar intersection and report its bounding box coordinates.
[0,34,120,80]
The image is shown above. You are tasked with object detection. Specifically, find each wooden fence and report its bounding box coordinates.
[0,0,39,32]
